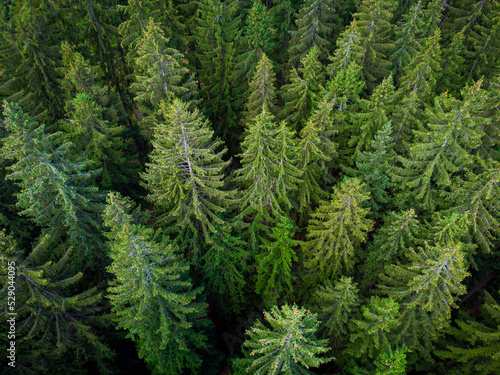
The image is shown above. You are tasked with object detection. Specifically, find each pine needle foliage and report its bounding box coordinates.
[234,304,333,374]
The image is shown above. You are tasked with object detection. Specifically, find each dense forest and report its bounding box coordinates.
[0,0,499,374]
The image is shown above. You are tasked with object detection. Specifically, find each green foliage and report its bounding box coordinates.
[193,0,241,137]
[236,0,276,81]
[234,304,332,374]
[0,102,105,270]
[201,225,248,314]
[0,230,111,372]
[303,178,373,280]
[347,296,400,359]
[243,53,279,124]
[391,82,487,210]
[349,76,396,155]
[391,1,424,83]
[296,114,336,220]
[141,99,234,258]
[362,209,421,286]
[378,241,470,364]
[352,0,397,91]
[282,46,325,130]
[103,192,210,375]
[435,290,500,375]
[374,346,408,375]
[312,276,360,347]
[255,216,298,307]
[236,106,300,250]
[131,19,197,137]
[448,160,500,252]
[288,0,338,65]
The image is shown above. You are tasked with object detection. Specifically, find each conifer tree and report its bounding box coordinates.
[378,241,469,363]
[327,21,366,77]
[0,0,64,121]
[353,122,394,214]
[103,192,209,375]
[0,230,111,372]
[296,115,336,220]
[131,19,198,137]
[435,290,500,375]
[351,0,397,91]
[302,178,373,280]
[118,0,186,66]
[288,0,337,65]
[282,46,325,130]
[0,102,105,270]
[255,216,298,307]
[270,0,295,56]
[448,160,500,252]
[243,53,279,124]
[349,76,396,154]
[236,0,276,81]
[347,296,401,360]
[391,83,486,210]
[312,276,360,348]
[193,0,241,137]
[201,225,248,314]
[234,304,332,374]
[362,209,421,286]
[391,1,424,83]
[374,346,408,375]
[141,99,234,258]
[236,106,299,250]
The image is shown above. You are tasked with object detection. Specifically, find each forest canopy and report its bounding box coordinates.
[0,0,499,374]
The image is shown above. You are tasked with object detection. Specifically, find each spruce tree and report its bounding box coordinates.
[347,296,401,360]
[193,0,241,137]
[234,304,332,374]
[350,122,394,214]
[255,216,298,308]
[103,192,209,375]
[361,209,421,286]
[282,46,325,131]
[236,0,276,81]
[0,230,111,372]
[288,0,337,65]
[296,115,336,220]
[391,83,486,211]
[243,53,279,124]
[312,276,360,348]
[349,76,396,154]
[201,225,248,314]
[448,160,500,252]
[302,178,373,280]
[0,102,105,270]
[141,99,234,258]
[378,241,470,363]
[435,290,500,375]
[131,19,198,137]
[351,0,397,91]
[236,106,299,251]
[0,0,64,121]
[391,1,424,83]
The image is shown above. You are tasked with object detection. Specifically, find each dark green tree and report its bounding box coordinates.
[103,192,209,375]
[255,216,298,307]
[312,276,360,348]
[302,178,373,280]
[288,0,338,65]
[0,102,105,270]
[0,230,111,372]
[282,46,325,130]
